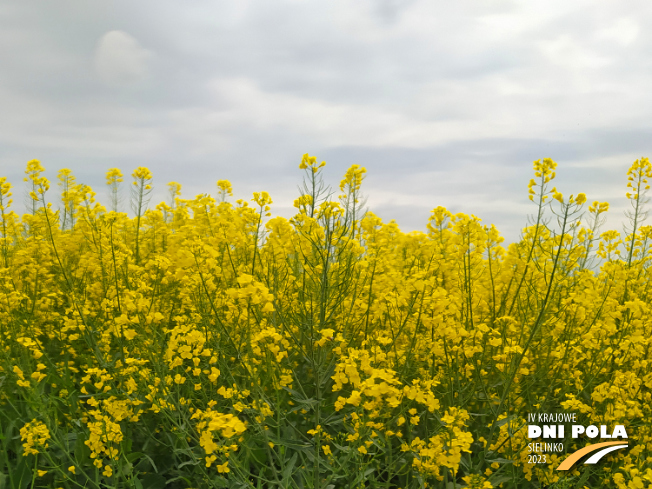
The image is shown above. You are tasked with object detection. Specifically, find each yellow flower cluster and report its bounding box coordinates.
[191,408,246,468]
[299,152,326,172]
[20,419,51,456]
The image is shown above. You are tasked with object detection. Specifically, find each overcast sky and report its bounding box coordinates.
[1,0,651,243]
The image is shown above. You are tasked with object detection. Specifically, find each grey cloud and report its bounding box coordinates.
[1,0,651,246]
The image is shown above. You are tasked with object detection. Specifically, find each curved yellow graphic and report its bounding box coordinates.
[557,442,628,471]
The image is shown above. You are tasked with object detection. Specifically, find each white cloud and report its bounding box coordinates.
[538,34,612,70]
[94,30,151,86]
[596,17,639,46]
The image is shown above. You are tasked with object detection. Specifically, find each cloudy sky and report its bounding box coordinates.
[1,0,650,242]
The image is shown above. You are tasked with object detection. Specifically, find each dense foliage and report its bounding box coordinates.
[0,155,651,488]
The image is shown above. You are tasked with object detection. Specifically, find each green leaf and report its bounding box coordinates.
[177,459,200,469]
[127,451,144,463]
[210,476,229,488]
[282,452,298,483]
[141,473,167,489]
[489,473,516,486]
[494,415,516,428]
[577,467,593,487]
[9,457,31,489]
[485,457,514,464]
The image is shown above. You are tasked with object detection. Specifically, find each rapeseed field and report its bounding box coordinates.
[0,155,650,488]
